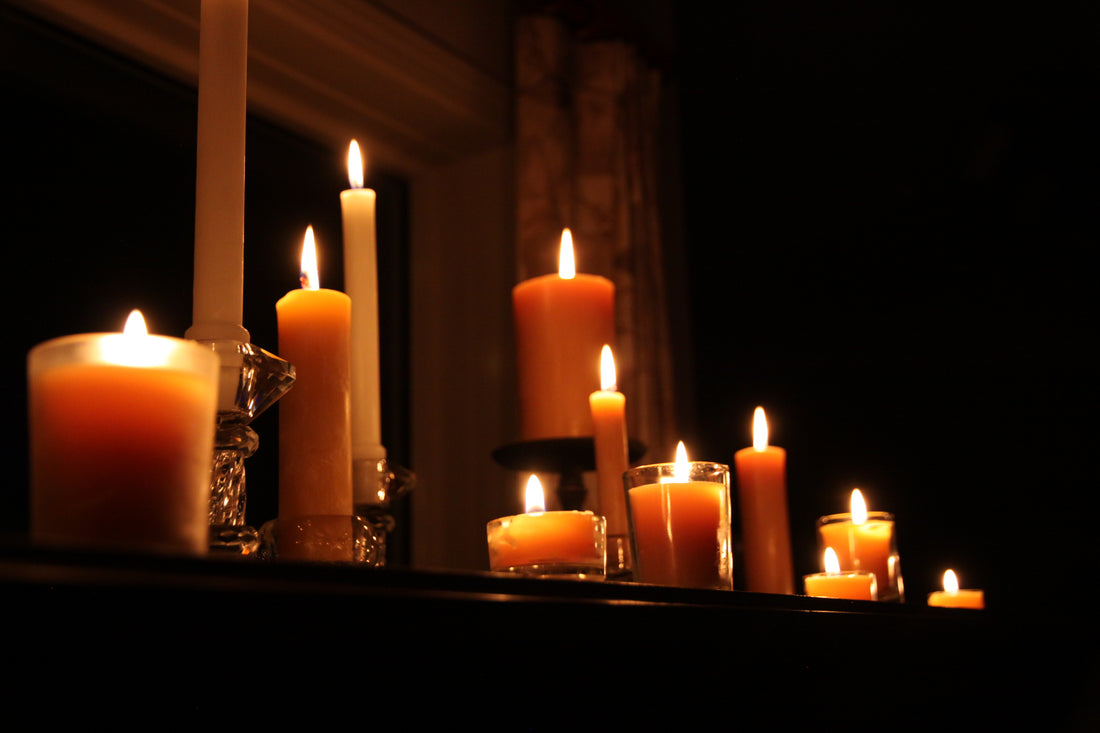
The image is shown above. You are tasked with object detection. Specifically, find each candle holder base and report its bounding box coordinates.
[255,514,380,564]
[353,458,416,567]
[194,339,296,555]
[491,437,646,511]
[490,562,606,580]
[606,534,633,581]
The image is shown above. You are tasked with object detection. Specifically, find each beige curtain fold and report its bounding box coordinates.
[515,12,677,466]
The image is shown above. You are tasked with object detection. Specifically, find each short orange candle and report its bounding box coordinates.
[803,547,878,600]
[625,442,734,590]
[817,489,903,601]
[28,310,219,555]
[486,475,606,577]
[734,407,793,594]
[928,569,985,609]
[513,228,615,440]
[277,226,353,520]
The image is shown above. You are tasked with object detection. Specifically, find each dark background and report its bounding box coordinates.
[2,3,1096,620]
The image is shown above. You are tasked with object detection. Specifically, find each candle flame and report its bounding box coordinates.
[600,344,617,392]
[752,406,769,451]
[347,139,364,189]
[823,546,840,574]
[558,228,576,279]
[673,440,689,482]
[525,474,545,514]
[300,226,320,290]
[850,488,867,525]
[943,569,959,593]
[123,309,148,336]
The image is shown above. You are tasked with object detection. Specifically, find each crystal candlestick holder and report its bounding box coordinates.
[195,339,296,555]
[353,457,416,566]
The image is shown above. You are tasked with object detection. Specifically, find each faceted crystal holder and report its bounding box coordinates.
[256,514,379,564]
[353,457,416,567]
[193,339,296,555]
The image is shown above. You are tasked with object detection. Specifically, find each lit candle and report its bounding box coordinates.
[624,442,734,590]
[512,228,615,440]
[276,226,353,520]
[589,345,629,539]
[817,489,903,601]
[733,406,794,594]
[339,140,387,501]
[803,547,878,601]
[486,475,607,577]
[28,310,220,555]
[187,0,250,345]
[928,569,985,609]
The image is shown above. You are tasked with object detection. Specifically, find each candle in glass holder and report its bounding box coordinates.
[625,442,734,590]
[513,228,615,439]
[803,547,878,600]
[817,488,904,601]
[734,406,793,594]
[29,310,220,555]
[486,475,606,578]
[928,569,985,609]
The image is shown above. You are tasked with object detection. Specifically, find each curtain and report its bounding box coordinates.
[515,10,678,466]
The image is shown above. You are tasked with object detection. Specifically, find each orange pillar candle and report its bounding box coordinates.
[803,547,878,600]
[625,442,734,590]
[486,475,606,577]
[513,228,615,439]
[817,489,903,601]
[928,569,985,609]
[734,406,794,594]
[277,226,353,520]
[28,310,220,555]
[589,345,630,537]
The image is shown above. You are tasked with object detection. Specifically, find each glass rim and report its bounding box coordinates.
[816,510,895,526]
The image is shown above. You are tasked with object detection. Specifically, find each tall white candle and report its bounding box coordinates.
[340,140,386,488]
[187,0,250,345]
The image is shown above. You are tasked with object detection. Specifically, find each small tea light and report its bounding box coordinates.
[928,569,985,609]
[803,547,878,601]
[486,475,606,578]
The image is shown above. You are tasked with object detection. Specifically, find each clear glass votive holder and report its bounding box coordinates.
[623,461,734,590]
[816,511,904,601]
[803,569,878,601]
[257,515,380,564]
[28,331,220,556]
[486,511,606,579]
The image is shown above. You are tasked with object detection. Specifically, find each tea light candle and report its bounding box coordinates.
[817,488,903,600]
[277,226,353,520]
[625,442,734,590]
[734,406,794,594]
[28,310,220,555]
[803,547,878,601]
[486,475,606,577]
[513,228,615,439]
[928,569,985,609]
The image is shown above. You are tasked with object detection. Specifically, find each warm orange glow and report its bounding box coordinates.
[599,344,617,392]
[102,309,174,367]
[752,406,769,451]
[943,569,959,593]
[823,546,840,574]
[347,139,365,189]
[123,310,148,336]
[300,226,320,290]
[525,474,545,514]
[850,488,868,525]
[558,228,576,279]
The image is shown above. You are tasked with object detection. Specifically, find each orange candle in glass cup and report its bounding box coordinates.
[803,547,878,600]
[513,228,615,440]
[928,569,985,609]
[817,488,903,601]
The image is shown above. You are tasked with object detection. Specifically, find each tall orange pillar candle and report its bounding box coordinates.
[625,442,734,590]
[817,489,903,601]
[277,226,353,520]
[29,310,220,556]
[734,406,794,594]
[589,345,629,534]
[928,569,985,609]
[513,228,615,439]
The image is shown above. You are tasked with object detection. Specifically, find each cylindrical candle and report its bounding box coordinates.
[928,569,985,609]
[277,227,353,520]
[803,547,878,600]
[733,407,793,594]
[339,140,386,496]
[29,311,220,555]
[513,228,615,440]
[188,0,250,345]
[486,475,606,577]
[817,489,903,601]
[589,345,629,538]
[624,443,734,590]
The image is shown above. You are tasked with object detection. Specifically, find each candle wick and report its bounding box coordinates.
[300,272,312,290]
